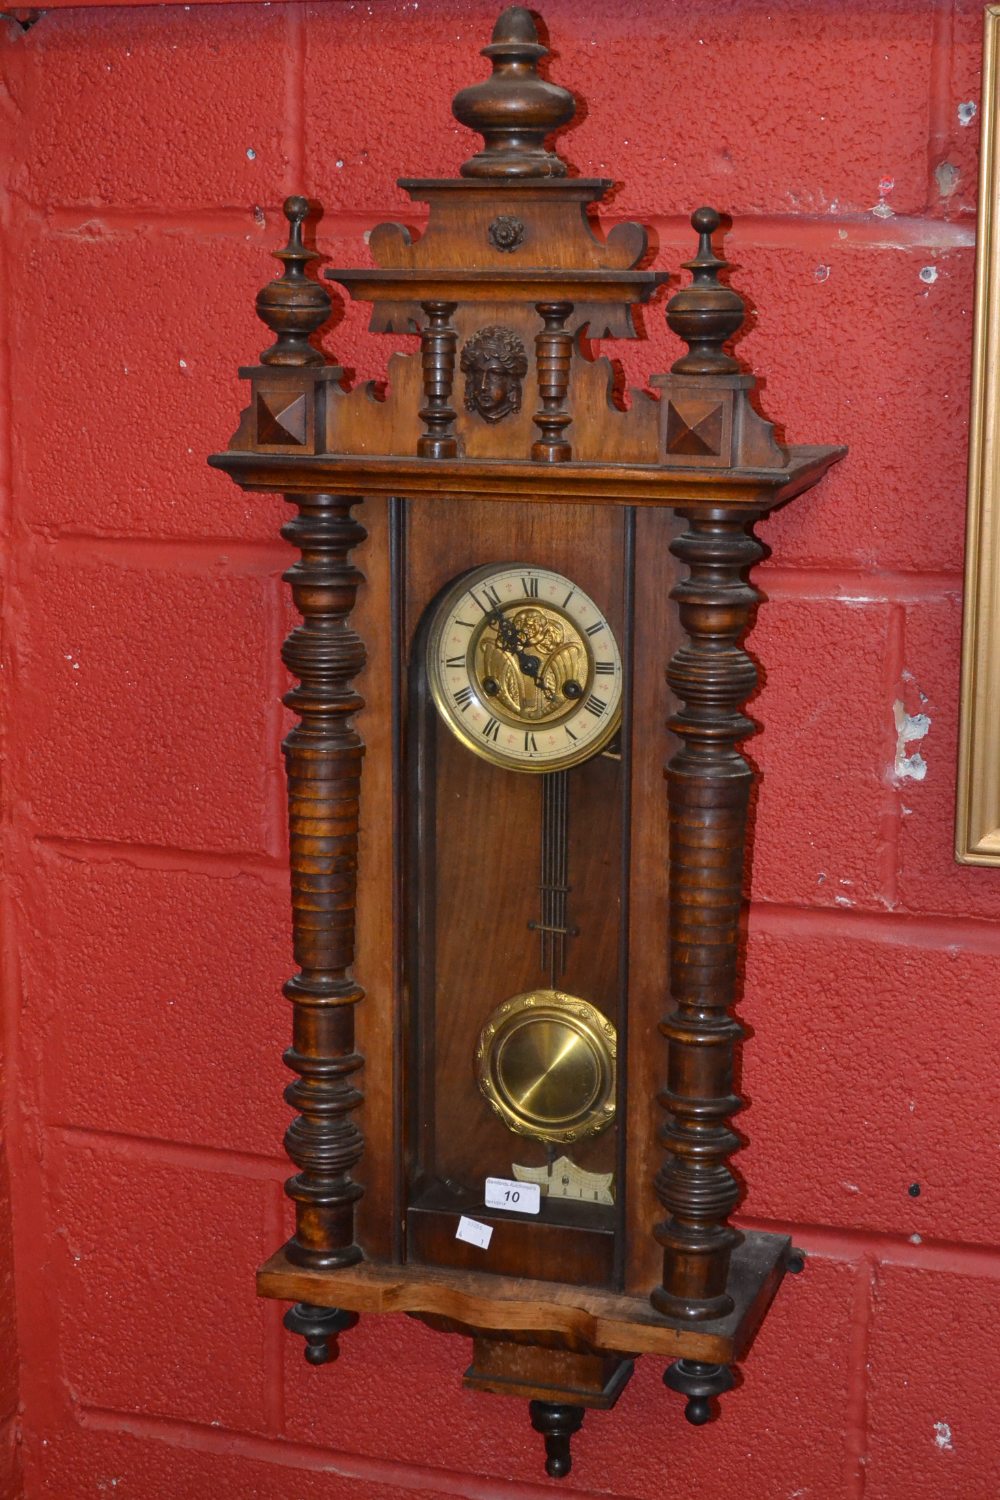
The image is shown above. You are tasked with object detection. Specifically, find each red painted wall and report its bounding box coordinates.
[0,1058,19,1498]
[1,1,997,1496]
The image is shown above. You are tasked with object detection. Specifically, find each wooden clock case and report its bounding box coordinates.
[209,6,843,1478]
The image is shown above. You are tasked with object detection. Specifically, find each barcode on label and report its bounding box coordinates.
[484,1176,541,1214]
[455,1215,493,1249]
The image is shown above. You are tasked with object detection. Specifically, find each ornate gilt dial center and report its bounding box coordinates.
[478,601,588,722]
[476,990,617,1144]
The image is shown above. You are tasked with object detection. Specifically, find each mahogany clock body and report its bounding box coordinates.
[404,498,671,1295]
[210,5,844,1478]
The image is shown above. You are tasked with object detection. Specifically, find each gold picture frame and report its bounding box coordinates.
[957,5,1000,862]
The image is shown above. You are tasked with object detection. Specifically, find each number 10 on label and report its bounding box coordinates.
[484,1176,541,1214]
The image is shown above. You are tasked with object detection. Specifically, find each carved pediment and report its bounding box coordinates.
[216,6,840,501]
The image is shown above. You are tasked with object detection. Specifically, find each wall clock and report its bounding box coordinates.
[210,5,844,1478]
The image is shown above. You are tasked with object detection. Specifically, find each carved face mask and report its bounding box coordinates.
[461,326,528,423]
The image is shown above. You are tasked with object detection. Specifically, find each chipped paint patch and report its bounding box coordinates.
[871,176,896,218]
[893,700,931,782]
[919,265,938,285]
[935,161,960,198]
[934,1421,954,1452]
[958,101,977,127]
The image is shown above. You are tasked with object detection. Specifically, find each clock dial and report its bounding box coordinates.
[426,563,623,772]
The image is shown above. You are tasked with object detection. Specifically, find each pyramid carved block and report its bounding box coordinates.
[666,397,725,458]
[655,382,734,468]
[256,388,310,448]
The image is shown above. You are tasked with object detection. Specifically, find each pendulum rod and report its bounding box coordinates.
[530,769,575,984]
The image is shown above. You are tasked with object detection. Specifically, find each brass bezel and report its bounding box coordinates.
[426,562,623,773]
[475,988,617,1144]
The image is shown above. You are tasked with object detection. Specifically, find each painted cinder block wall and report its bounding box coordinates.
[1,1,998,1495]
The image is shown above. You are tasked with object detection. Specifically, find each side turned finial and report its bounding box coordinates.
[663,1360,735,1425]
[529,1400,585,1479]
[283,1303,359,1365]
[256,196,331,366]
[666,207,745,376]
[452,7,575,178]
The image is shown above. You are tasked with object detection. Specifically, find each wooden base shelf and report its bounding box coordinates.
[258,1228,792,1366]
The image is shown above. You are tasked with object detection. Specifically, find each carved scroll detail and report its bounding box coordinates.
[652,508,763,1321]
[280,492,367,1270]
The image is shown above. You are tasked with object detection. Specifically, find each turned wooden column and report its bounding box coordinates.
[248,197,369,1272]
[281,491,367,1269]
[652,505,763,1320]
[418,299,459,457]
[531,300,573,461]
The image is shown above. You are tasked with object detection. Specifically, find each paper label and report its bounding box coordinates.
[455,1215,493,1249]
[484,1176,541,1214]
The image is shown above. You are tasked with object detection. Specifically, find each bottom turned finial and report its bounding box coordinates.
[529,1400,585,1478]
[283,1303,358,1366]
[663,1360,734,1425]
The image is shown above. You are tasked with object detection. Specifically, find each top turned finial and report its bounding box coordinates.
[256,196,331,366]
[452,7,575,178]
[666,208,745,376]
